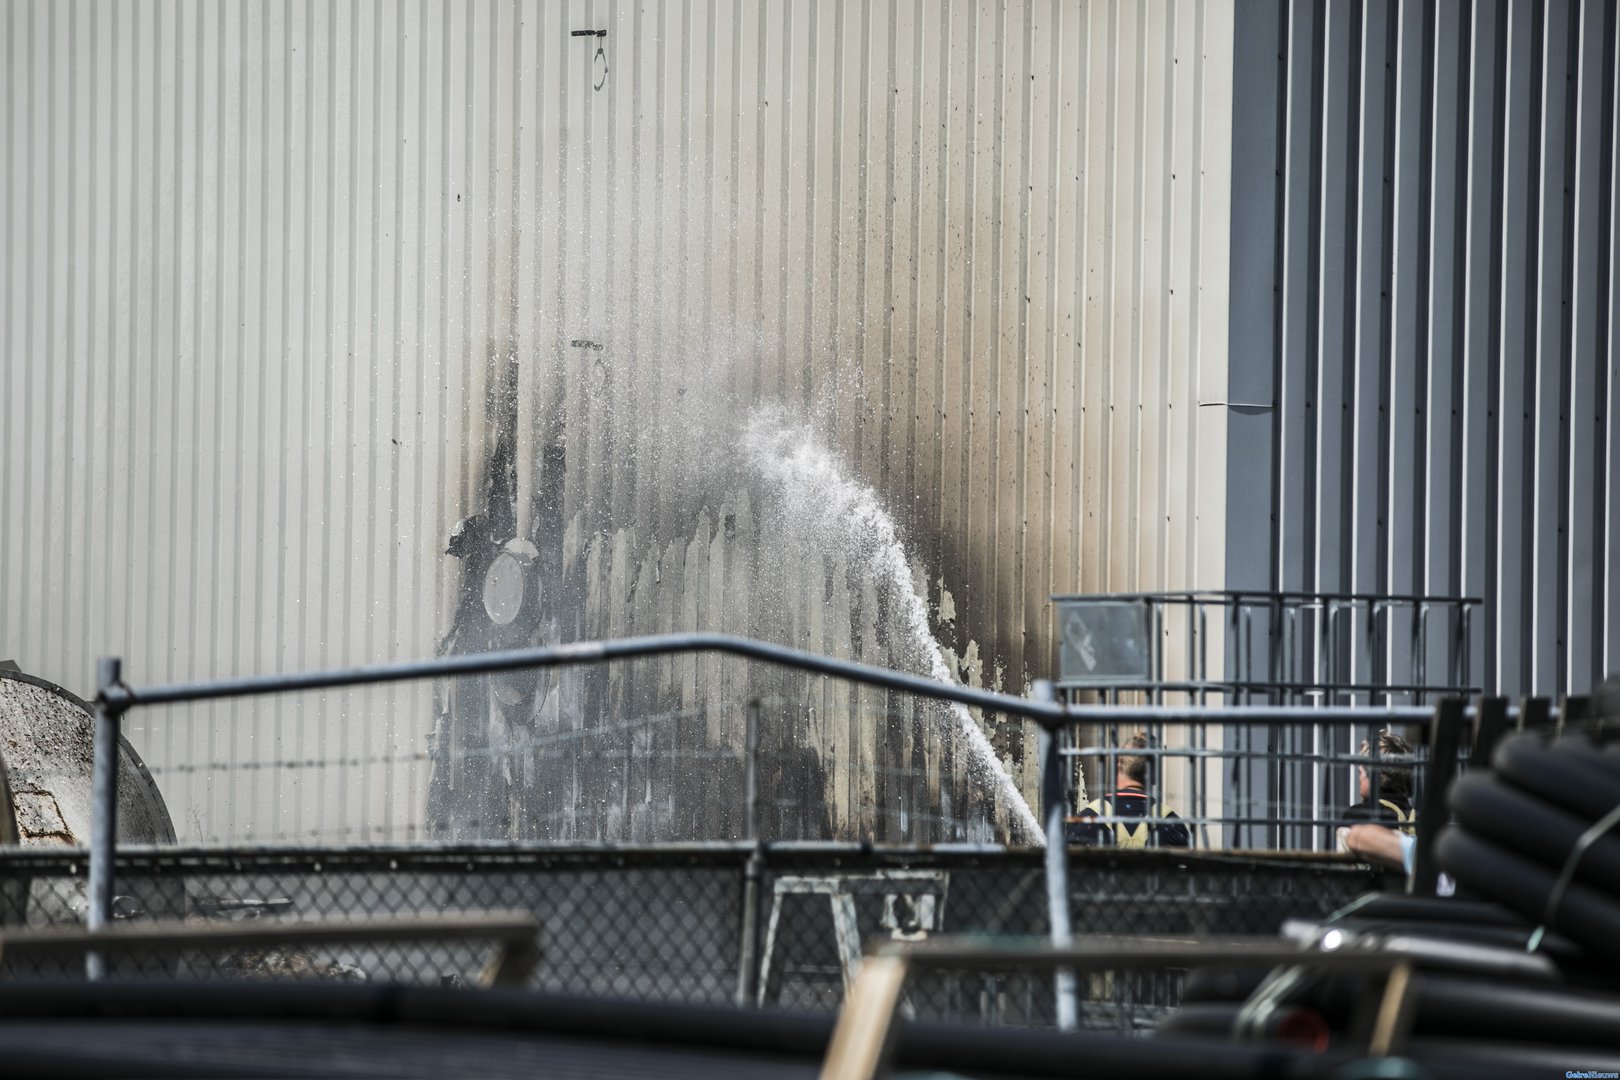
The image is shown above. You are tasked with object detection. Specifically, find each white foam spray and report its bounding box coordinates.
[742,406,1044,845]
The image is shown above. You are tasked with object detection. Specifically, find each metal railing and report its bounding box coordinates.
[1051,693,1580,850]
[80,632,1569,1026]
[1052,590,1481,706]
[85,635,1075,980]
[1064,715,1439,853]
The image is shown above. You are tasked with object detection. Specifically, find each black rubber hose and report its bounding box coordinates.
[1406,1036,1620,1074]
[0,980,1387,1080]
[1155,1002,1244,1036]
[1180,965,1272,1004]
[1435,828,1620,965]
[1160,981,1620,1067]
[1411,972,1620,1047]
[1550,732,1610,761]
[1156,1001,1342,1050]
[1335,918,1587,965]
[1449,772,1620,893]
[1492,734,1620,821]
[1327,894,1521,928]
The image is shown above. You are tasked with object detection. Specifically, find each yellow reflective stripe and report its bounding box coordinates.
[1379,799,1417,836]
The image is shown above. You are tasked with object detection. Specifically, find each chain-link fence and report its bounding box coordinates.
[0,845,1381,1031]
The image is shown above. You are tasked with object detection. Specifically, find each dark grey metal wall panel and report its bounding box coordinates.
[1494,0,1534,694]
[1349,2,1396,608]
[1426,1,1465,608]
[1225,0,1282,592]
[1385,0,1425,603]
[1460,0,1504,688]
[1277,1,1317,593]
[1229,0,1619,696]
[1606,0,1620,678]
[1565,0,1607,684]
[1530,0,1574,692]
[1315,0,1353,596]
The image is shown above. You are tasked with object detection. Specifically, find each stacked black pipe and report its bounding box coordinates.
[1437,731,1620,966]
[1156,728,1620,1069]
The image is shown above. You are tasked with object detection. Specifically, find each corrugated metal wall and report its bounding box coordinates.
[1228,0,1619,697]
[454,0,1234,841]
[477,0,1234,690]
[2,0,1235,843]
[0,0,479,843]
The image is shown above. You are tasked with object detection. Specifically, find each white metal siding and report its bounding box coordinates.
[3,0,1235,842]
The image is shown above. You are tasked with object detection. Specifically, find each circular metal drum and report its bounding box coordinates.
[0,670,181,944]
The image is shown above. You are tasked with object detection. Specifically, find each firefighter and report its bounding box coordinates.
[1066,732,1191,848]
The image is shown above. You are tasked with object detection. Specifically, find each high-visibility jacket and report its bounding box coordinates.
[1342,796,1416,835]
[1065,790,1191,848]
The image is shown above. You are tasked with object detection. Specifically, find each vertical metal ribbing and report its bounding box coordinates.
[1034,679,1077,1031]
[86,655,123,980]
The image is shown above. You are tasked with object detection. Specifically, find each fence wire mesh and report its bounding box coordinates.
[0,845,1381,1031]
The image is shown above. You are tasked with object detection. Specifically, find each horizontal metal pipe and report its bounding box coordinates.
[2,912,541,958]
[880,936,1556,982]
[1053,589,1482,605]
[1063,746,1444,766]
[0,840,1042,869]
[877,939,1418,973]
[1052,678,1481,695]
[103,633,1070,724]
[1063,705,1438,724]
[95,632,1461,732]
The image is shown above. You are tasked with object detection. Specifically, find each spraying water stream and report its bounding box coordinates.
[741,406,1045,845]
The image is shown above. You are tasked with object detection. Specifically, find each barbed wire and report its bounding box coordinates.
[145,744,755,779]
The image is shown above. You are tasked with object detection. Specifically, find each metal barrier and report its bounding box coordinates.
[1052,590,1481,706]
[0,844,1382,1031]
[78,632,1564,1024]
[1050,695,1572,854]
[83,635,1076,979]
[1063,710,1446,854]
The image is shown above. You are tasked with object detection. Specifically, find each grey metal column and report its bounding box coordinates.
[1035,680,1078,1031]
[86,656,124,980]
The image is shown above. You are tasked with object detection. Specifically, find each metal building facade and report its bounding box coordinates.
[1228,0,1619,698]
[3,0,1237,843]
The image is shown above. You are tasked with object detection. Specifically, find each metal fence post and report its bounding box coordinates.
[1034,680,1078,1031]
[1409,697,1464,897]
[736,699,763,1008]
[87,656,124,980]
[1468,696,1510,770]
[743,699,760,842]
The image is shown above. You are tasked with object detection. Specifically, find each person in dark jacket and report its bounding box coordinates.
[1341,730,1416,833]
[1066,732,1191,848]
